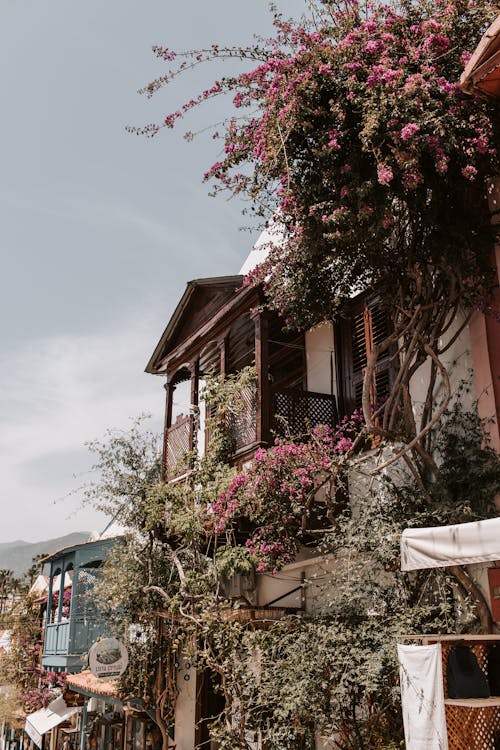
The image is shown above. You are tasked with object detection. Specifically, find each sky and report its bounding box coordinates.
[0,0,307,543]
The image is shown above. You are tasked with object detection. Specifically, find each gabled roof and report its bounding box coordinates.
[145,276,244,375]
[461,15,500,98]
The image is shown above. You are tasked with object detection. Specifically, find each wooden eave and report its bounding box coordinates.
[40,539,94,564]
[145,276,245,374]
[148,281,261,376]
[40,536,119,564]
[461,15,500,99]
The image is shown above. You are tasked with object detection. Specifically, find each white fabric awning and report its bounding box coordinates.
[400,517,500,572]
[25,697,79,748]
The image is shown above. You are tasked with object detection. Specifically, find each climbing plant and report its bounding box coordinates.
[88,392,500,749]
[0,594,67,713]
[198,405,500,749]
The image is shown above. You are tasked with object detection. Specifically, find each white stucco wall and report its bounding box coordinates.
[173,665,197,750]
[409,312,475,427]
[256,553,339,615]
[305,323,336,397]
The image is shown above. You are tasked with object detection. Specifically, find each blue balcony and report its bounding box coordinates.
[42,537,119,672]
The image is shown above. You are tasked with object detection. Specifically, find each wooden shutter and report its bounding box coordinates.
[339,295,393,416]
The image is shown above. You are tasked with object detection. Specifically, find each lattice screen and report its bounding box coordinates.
[272,389,338,438]
[74,566,99,618]
[228,386,256,450]
[166,414,191,477]
[442,643,500,750]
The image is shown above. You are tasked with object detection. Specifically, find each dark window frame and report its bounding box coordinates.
[336,293,396,419]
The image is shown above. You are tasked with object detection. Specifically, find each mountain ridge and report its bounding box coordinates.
[0,532,90,577]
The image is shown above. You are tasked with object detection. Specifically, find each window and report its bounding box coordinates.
[338,295,394,417]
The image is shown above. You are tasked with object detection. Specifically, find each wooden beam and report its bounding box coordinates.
[219,336,228,377]
[162,381,173,482]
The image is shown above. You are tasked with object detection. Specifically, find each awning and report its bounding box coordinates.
[25,697,80,748]
[400,517,500,572]
[66,669,120,699]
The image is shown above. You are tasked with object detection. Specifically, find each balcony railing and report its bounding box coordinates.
[44,617,110,657]
[44,621,70,655]
[271,388,338,438]
[164,413,192,479]
[71,616,109,654]
[227,385,257,452]
[164,389,338,478]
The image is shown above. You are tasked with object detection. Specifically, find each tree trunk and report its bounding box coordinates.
[154,707,171,750]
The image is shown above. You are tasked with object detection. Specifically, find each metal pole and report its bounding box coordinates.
[79,701,87,750]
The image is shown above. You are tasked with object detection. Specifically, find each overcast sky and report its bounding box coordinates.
[0,0,306,543]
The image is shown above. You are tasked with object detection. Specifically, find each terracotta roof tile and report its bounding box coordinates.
[65,671,120,698]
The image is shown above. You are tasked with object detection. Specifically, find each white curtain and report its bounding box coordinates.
[398,643,448,750]
[400,517,500,572]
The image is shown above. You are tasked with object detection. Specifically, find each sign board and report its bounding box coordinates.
[89,638,128,679]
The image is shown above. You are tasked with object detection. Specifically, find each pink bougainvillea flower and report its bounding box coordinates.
[400,123,420,141]
[377,163,394,185]
[461,165,478,181]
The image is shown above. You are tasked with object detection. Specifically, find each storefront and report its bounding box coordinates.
[64,672,163,750]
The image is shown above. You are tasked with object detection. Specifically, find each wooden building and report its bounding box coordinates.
[146,274,395,480]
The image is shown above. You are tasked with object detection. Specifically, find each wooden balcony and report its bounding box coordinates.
[43,617,108,657]
[164,388,339,479]
[41,537,119,673]
[219,606,289,629]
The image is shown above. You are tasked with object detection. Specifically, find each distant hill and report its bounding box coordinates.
[0,533,90,578]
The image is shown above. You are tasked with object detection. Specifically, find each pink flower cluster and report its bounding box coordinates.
[22,670,67,712]
[211,411,364,572]
[400,123,420,141]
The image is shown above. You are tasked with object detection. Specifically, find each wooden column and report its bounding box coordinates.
[56,563,66,623]
[190,360,199,408]
[46,564,54,625]
[162,380,173,482]
[252,311,270,445]
[78,699,88,750]
[219,336,228,378]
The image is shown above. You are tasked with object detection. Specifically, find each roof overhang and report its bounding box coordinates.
[65,670,121,703]
[145,275,245,375]
[461,15,500,98]
[40,535,120,564]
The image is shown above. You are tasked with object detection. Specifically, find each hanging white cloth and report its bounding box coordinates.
[25,698,80,748]
[400,517,500,572]
[398,643,449,750]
